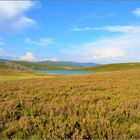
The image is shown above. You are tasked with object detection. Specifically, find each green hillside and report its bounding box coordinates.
[1,60,140,73]
[0,59,99,71]
[12,61,73,70]
[37,60,98,68]
[0,60,78,71]
[83,62,140,72]
[0,61,9,69]
[0,62,54,81]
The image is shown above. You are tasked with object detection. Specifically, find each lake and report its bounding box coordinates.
[34,70,91,75]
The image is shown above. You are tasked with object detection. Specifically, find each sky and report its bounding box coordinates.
[0,0,140,64]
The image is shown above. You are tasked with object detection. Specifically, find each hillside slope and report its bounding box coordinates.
[0,60,98,71]
[37,61,98,68]
[83,62,140,72]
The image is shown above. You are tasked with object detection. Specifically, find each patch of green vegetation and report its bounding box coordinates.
[83,62,140,72]
[0,67,55,81]
[0,74,54,81]
[0,61,9,69]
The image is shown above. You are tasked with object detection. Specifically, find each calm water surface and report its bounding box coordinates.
[34,70,91,75]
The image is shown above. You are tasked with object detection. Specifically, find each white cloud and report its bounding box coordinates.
[101,25,140,33]
[0,1,38,33]
[70,25,84,31]
[63,26,140,63]
[0,48,5,56]
[93,47,125,59]
[0,39,5,56]
[71,25,94,32]
[64,39,126,61]
[20,52,34,61]
[71,25,140,33]
[25,37,53,47]
[12,16,35,31]
[132,8,140,17]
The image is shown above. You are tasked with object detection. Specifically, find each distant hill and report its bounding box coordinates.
[37,60,98,68]
[0,58,10,62]
[83,62,140,72]
[0,59,99,70]
[1,59,140,73]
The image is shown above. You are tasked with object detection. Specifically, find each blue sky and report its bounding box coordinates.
[0,0,140,64]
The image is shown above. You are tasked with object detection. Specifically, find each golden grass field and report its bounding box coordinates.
[0,69,140,139]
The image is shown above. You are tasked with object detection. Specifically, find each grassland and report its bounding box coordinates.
[83,62,140,72]
[0,67,140,139]
[0,63,55,81]
[0,70,53,81]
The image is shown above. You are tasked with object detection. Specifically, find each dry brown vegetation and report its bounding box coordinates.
[0,70,140,139]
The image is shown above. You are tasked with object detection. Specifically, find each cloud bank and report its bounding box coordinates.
[132,8,140,17]
[71,25,140,33]
[0,1,37,33]
[65,25,140,63]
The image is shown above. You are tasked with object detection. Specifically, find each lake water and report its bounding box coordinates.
[34,70,91,75]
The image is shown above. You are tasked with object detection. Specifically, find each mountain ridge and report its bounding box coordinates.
[0,59,99,70]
